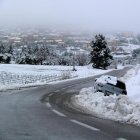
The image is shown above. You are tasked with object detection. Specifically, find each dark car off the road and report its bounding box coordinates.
[94,75,127,96]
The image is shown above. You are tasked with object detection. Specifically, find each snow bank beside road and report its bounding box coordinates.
[120,65,140,102]
[74,87,140,126]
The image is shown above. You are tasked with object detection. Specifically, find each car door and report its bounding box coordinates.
[103,83,115,95]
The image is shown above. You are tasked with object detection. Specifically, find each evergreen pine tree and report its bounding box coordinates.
[7,45,13,55]
[90,34,113,69]
[0,44,5,54]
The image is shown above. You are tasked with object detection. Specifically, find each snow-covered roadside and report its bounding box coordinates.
[73,65,140,126]
[73,88,140,126]
[120,65,140,102]
[0,64,112,91]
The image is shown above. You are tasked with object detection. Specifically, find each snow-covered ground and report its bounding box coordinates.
[0,64,112,91]
[116,44,140,53]
[120,65,140,102]
[73,65,140,126]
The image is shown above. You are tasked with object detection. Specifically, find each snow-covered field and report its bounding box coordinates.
[0,64,111,91]
[73,65,140,126]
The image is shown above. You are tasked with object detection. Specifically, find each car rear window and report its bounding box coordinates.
[116,80,126,89]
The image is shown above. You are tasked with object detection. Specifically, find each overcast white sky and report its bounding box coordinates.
[0,0,140,32]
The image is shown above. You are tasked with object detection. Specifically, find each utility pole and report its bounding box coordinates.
[114,60,117,69]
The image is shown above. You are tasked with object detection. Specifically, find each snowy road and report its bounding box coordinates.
[0,67,140,140]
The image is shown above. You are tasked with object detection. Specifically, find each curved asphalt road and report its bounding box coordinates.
[0,67,140,140]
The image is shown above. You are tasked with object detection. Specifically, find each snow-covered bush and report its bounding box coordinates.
[0,53,12,64]
[60,71,71,80]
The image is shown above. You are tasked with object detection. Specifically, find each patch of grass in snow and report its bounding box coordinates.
[60,71,72,80]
